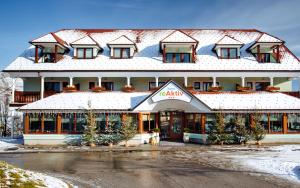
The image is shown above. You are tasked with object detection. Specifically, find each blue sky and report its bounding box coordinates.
[0,0,299,70]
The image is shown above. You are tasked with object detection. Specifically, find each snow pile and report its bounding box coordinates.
[0,161,71,188]
[0,139,19,151]
[233,145,300,184]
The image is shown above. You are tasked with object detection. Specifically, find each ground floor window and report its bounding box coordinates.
[288,114,300,132]
[185,114,201,133]
[270,114,283,133]
[29,114,41,133]
[259,114,269,132]
[205,114,216,133]
[61,114,75,133]
[75,114,86,133]
[44,114,56,133]
[143,114,156,132]
[108,114,121,130]
[95,114,106,132]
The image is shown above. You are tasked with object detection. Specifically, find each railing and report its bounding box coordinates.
[281,91,300,98]
[14,91,57,103]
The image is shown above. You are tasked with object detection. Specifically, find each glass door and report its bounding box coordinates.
[160,112,170,140]
[170,112,183,140]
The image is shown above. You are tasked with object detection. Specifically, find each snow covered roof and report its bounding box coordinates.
[215,35,244,45]
[195,92,300,111]
[19,91,300,113]
[256,33,283,43]
[161,30,198,43]
[107,35,136,45]
[4,29,300,72]
[70,35,100,47]
[19,92,150,113]
[30,32,67,47]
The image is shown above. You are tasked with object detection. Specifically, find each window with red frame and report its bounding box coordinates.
[113,48,130,58]
[220,48,238,59]
[77,48,93,59]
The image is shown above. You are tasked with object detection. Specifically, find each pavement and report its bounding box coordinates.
[0,149,297,188]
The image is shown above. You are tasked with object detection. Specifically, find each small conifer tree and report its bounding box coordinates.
[207,112,229,145]
[82,101,98,147]
[251,112,266,145]
[234,115,251,144]
[120,116,137,147]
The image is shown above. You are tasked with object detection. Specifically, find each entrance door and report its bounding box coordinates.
[159,111,183,141]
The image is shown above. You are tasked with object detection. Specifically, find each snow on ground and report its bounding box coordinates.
[0,138,22,151]
[0,161,71,188]
[228,145,300,184]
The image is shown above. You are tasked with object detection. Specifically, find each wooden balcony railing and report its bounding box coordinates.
[14,91,57,103]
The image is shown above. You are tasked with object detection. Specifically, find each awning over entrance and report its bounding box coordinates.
[19,80,300,113]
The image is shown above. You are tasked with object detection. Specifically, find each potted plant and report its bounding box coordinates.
[122,85,135,92]
[236,86,251,92]
[208,86,223,92]
[92,86,106,92]
[64,85,77,92]
[265,86,280,92]
[183,128,191,143]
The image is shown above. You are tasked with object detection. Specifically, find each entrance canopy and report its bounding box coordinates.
[19,80,300,113]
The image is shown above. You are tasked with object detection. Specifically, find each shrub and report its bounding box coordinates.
[183,127,191,133]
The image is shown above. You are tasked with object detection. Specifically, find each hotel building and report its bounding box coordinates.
[3,29,300,145]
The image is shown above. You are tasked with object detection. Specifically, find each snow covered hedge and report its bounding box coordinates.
[0,161,71,188]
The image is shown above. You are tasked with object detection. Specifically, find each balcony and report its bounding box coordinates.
[13,91,57,105]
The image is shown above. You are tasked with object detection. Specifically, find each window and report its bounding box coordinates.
[77,48,93,59]
[29,114,41,133]
[44,114,56,133]
[203,82,219,91]
[96,114,107,132]
[45,82,61,92]
[75,114,86,133]
[165,53,191,63]
[270,114,282,133]
[108,114,122,130]
[255,82,270,91]
[113,48,130,58]
[194,82,201,90]
[246,82,253,90]
[220,48,238,59]
[288,114,300,133]
[143,114,156,132]
[149,81,165,90]
[186,114,195,132]
[101,82,114,91]
[205,114,216,133]
[255,53,271,63]
[61,114,75,133]
[89,82,95,90]
[42,53,55,63]
[259,114,269,132]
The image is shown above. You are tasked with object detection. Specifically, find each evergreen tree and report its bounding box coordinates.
[234,115,251,144]
[207,112,230,145]
[251,112,266,145]
[82,102,98,147]
[120,116,137,147]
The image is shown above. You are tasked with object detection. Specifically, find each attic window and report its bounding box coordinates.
[77,48,93,59]
[220,48,238,59]
[113,48,130,59]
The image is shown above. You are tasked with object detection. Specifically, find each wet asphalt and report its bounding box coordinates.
[0,151,291,188]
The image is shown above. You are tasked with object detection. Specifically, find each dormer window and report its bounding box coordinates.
[160,30,198,63]
[214,35,243,59]
[107,35,137,59]
[220,48,238,59]
[70,35,102,59]
[77,48,93,59]
[247,33,283,63]
[113,48,130,59]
